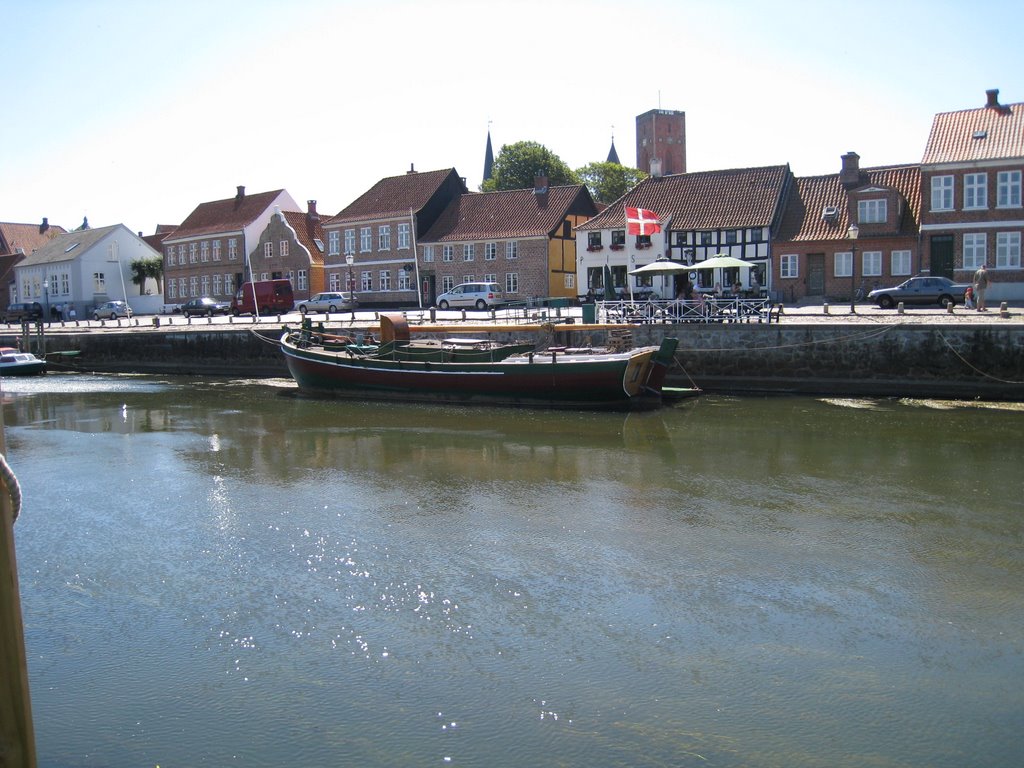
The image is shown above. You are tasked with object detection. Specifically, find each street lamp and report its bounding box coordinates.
[848,222,859,314]
[42,279,50,325]
[345,253,354,296]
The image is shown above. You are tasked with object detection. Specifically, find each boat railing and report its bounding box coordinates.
[598,297,775,324]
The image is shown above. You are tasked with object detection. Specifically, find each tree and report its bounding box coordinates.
[575,162,648,204]
[130,256,164,295]
[481,141,579,192]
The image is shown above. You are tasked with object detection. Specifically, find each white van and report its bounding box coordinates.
[436,282,505,310]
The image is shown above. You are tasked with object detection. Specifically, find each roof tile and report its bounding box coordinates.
[168,189,288,240]
[327,168,465,224]
[921,102,1024,166]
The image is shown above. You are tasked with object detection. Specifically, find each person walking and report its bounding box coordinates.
[973,263,990,311]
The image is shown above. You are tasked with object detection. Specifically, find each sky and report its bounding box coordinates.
[2,0,1022,236]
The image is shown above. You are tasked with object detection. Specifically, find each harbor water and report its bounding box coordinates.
[3,374,1023,767]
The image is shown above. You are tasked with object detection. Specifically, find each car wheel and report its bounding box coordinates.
[109,312,117,320]
[328,305,337,313]
[183,311,191,319]
[878,295,895,310]
[438,300,450,310]
[206,309,214,317]
[939,294,954,308]
[93,314,100,321]
[475,299,487,310]
[298,305,308,314]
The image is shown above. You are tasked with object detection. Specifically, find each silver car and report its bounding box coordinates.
[867,276,970,309]
[436,282,505,310]
[93,300,133,320]
[297,292,359,314]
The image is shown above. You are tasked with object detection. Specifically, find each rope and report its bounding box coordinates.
[0,453,22,523]
[935,330,1024,384]
[683,324,896,354]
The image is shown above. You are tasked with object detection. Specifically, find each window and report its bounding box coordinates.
[397,223,410,250]
[463,275,475,284]
[200,242,209,262]
[862,251,882,277]
[636,234,651,247]
[780,254,799,279]
[505,272,519,293]
[505,241,518,259]
[213,241,221,261]
[189,243,198,263]
[964,173,988,209]
[264,242,273,258]
[165,249,174,269]
[201,275,210,295]
[963,233,986,270]
[442,245,454,262]
[379,270,391,290]
[228,239,237,260]
[463,244,474,261]
[213,274,222,295]
[176,244,185,265]
[297,269,308,290]
[996,232,1021,268]
[931,176,954,210]
[858,199,887,224]
[725,230,738,245]
[344,229,355,254]
[750,228,763,243]
[328,273,341,291]
[588,232,602,248]
[423,245,434,262]
[834,251,853,278]
[168,282,177,299]
[611,230,625,247]
[190,276,198,297]
[997,171,1022,207]
[324,231,338,256]
[93,272,106,292]
[379,225,391,251]
[564,273,575,289]
[485,242,497,261]
[398,270,411,290]
[360,271,372,291]
[442,275,454,292]
[484,273,496,283]
[891,250,912,276]
[360,227,372,252]
[225,274,234,295]
[280,240,289,258]
[699,231,713,245]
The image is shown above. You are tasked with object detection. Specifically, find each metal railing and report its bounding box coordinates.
[599,297,775,324]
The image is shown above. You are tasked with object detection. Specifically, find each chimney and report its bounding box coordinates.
[986,89,1000,109]
[839,151,862,188]
[236,185,245,200]
[307,200,319,221]
[39,217,49,234]
[407,163,417,174]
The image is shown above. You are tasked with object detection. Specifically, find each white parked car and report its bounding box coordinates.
[93,300,133,320]
[436,282,505,310]
[297,292,359,314]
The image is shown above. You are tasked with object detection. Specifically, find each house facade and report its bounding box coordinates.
[162,186,301,306]
[12,223,161,318]
[773,153,921,303]
[920,89,1024,300]
[0,218,68,306]
[322,167,467,308]
[250,202,326,299]
[418,177,597,304]
[576,165,792,299]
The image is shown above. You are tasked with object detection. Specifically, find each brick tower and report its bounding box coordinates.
[636,109,686,176]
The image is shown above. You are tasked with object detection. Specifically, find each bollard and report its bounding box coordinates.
[429,307,436,323]
[152,316,160,328]
[461,309,467,321]
[1000,301,1009,318]
[899,302,906,315]
[823,302,829,315]
[946,302,954,314]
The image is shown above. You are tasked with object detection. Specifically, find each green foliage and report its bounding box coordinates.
[481,141,579,192]
[130,256,164,294]
[576,162,648,204]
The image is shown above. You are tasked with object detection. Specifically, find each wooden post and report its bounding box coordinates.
[0,413,37,768]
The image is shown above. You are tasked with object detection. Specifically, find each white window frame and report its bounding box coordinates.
[964,173,988,210]
[996,231,1021,268]
[857,199,887,224]
[190,276,198,297]
[442,275,454,292]
[423,245,434,262]
[200,241,209,262]
[505,272,519,293]
[834,251,853,278]
[564,273,575,289]
[225,274,234,295]
[463,244,474,261]
[997,171,1022,208]
[780,254,799,279]
[297,269,308,290]
[397,223,410,250]
[862,250,882,277]
[213,274,222,296]
[228,239,237,260]
[360,270,372,291]
[328,272,341,291]
[963,233,986,270]
[168,281,177,299]
[931,175,954,211]
[484,273,496,283]
[280,240,289,258]
[201,275,210,295]
[344,229,355,255]
[212,240,221,261]
[485,242,497,261]
[328,231,340,256]
[189,243,198,263]
[398,270,411,290]
[264,242,273,258]
[442,245,454,262]
[505,241,518,260]
[379,270,391,291]
[360,227,372,252]
[891,250,912,276]
[379,225,391,251]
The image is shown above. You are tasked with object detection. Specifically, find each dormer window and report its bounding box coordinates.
[858,199,887,224]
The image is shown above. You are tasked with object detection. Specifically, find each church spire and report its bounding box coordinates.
[483,124,495,182]
[606,126,620,165]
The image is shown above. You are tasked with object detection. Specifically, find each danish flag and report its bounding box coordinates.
[625,206,662,235]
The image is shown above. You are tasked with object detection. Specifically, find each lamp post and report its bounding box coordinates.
[848,223,859,314]
[42,279,50,326]
[345,253,354,297]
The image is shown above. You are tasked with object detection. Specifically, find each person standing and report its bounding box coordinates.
[973,263,989,311]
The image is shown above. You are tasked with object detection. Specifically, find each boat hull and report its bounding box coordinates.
[279,334,680,411]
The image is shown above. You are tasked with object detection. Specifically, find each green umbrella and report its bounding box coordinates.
[603,265,617,300]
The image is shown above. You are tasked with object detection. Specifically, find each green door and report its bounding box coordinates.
[930,235,955,278]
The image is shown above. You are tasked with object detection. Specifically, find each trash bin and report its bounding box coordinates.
[548,297,569,308]
[582,303,597,323]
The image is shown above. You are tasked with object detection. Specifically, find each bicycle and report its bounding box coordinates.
[854,279,879,302]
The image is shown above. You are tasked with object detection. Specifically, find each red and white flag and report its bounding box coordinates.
[625,206,662,235]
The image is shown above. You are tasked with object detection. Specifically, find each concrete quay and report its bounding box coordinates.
[4,301,1023,401]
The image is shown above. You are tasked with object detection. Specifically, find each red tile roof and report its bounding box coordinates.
[282,210,327,267]
[327,168,466,224]
[167,189,288,240]
[921,101,1024,166]
[776,165,921,242]
[421,185,596,242]
[0,221,68,255]
[576,165,792,231]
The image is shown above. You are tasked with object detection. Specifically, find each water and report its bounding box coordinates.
[3,374,1023,767]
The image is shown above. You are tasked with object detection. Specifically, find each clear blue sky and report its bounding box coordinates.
[2,0,1021,235]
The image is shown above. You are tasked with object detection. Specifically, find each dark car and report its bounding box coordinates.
[867,276,970,309]
[3,301,44,324]
[180,297,231,318]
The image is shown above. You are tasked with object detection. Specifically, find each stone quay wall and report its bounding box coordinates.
[9,320,1024,401]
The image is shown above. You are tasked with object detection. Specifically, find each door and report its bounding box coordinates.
[930,235,955,278]
[807,254,825,296]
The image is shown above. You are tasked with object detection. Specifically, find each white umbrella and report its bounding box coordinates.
[694,255,752,271]
[629,259,690,275]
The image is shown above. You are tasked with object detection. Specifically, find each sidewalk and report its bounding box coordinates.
[773,299,1024,324]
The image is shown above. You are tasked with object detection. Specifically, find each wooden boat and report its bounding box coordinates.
[267,314,682,410]
[0,347,46,376]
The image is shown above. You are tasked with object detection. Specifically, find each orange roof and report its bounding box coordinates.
[921,99,1024,166]
[168,188,288,240]
[327,168,466,225]
[282,210,326,266]
[0,220,68,255]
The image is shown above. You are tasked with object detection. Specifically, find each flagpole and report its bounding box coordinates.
[409,208,423,310]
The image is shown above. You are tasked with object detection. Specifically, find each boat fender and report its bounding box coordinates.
[528,352,534,363]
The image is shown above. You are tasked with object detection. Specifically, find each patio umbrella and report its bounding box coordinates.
[603,264,617,300]
[629,258,690,275]
[694,255,752,271]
